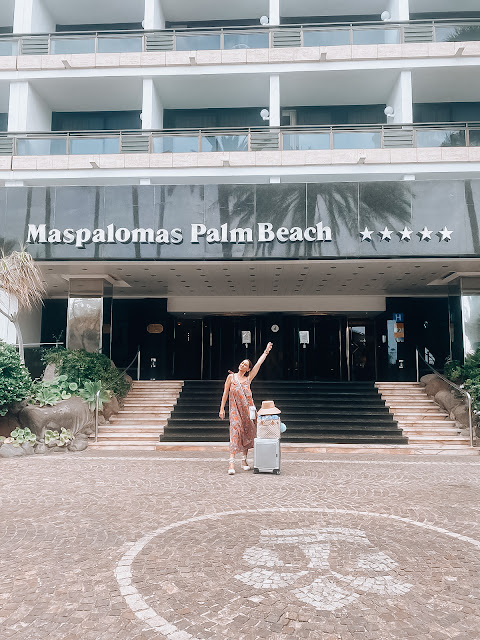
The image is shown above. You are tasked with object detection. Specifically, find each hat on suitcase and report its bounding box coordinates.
[257,400,281,416]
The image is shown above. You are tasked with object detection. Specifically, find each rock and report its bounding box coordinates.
[124,374,133,385]
[435,390,462,413]
[102,396,120,422]
[18,397,94,440]
[452,404,472,428]
[34,442,48,455]
[6,401,28,417]
[68,436,89,452]
[420,374,437,386]
[425,377,451,397]
[21,442,35,456]
[97,414,107,426]
[51,445,68,453]
[42,363,58,381]
[0,413,21,438]
[0,443,26,458]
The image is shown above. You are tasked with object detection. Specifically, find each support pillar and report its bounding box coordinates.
[269,75,281,127]
[67,280,105,353]
[0,291,17,345]
[13,0,55,34]
[269,0,280,26]
[144,0,165,30]
[8,81,52,132]
[386,0,410,21]
[142,78,163,130]
[386,71,413,124]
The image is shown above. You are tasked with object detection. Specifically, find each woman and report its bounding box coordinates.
[219,342,273,475]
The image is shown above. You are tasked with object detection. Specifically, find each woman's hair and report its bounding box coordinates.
[228,359,253,374]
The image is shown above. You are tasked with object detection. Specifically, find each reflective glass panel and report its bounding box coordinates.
[303,29,350,47]
[469,129,480,147]
[224,32,269,49]
[67,297,102,352]
[17,138,67,155]
[333,131,381,149]
[435,25,480,43]
[201,135,248,152]
[69,137,120,155]
[153,136,199,153]
[97,37,143,53]
[282,133,330,150]
[51,37,95,54]
[175,34,221,51]
[416,129,466,147]
[353,28,400,45]
[0,39,17,56]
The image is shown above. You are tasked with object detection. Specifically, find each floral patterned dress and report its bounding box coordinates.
[229,374,256,455]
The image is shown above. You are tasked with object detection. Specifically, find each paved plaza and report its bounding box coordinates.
[1,451,480,640]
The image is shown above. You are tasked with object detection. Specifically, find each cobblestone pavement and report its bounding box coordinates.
[1,451,480,640]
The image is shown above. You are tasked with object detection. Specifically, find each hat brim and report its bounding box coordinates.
[257,408,281,416]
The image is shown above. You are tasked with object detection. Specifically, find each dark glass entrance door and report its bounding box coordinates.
[172,319,203,379]
[347,320,376,381]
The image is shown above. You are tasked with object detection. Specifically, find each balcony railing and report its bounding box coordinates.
[0,20,479,56]
[1,123,479,157]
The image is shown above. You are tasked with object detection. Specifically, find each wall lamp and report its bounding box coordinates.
[260,109,270,121]
[260,16,269,25]
[381,11,391,21]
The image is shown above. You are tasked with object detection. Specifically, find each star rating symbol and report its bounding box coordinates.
[379,226,393,241]
[360,227,374,242]
[419,226,432,241]
[400,227,413,241]
[439,226,453,241]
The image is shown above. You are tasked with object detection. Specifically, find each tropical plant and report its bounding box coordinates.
[0,341,33,416]
[0,250,46,363]
[0,427,36,447]
[32,375,79,407]
[79,380,111,411]
[44,428,73,447]
[444,348,480,413]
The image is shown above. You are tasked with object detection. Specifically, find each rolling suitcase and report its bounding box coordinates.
[253,437,281,474]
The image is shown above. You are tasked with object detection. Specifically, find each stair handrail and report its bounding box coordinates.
[415,348,475,448]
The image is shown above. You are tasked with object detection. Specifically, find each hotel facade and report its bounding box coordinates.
[1,0,480,383]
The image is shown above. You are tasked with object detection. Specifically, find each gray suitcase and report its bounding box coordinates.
[253,438,281,474]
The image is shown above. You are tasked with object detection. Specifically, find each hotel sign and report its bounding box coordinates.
[26,222,332,249]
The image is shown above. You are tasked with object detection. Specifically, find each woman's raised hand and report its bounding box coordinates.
[265,342,273,354]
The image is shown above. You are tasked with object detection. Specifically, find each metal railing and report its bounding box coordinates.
[2,122,480,157]
[0,19,479,56]
[415,348,475,448]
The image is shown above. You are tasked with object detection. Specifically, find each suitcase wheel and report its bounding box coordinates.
[253,468,259,474]
[273,469,280,475]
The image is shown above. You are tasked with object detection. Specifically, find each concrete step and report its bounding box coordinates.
[110,420,168,427]
[116,411,172,417]
[99,426,163,433]
[89,442,157,451]
[97,434,161,442]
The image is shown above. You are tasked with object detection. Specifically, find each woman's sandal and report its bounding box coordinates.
[228,458,235,475]
[241,457,251,471]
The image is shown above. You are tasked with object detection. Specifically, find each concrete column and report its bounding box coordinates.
[269,0,280,26]
[269,75,281,127]
[13,0,55,34]
[0,291,17,345]
[144,0,165,30]
[386,71,413,124]
[386,0,410,21]
[141,79,163,130]
[8,81,52,132]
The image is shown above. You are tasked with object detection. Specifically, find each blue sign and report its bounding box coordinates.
[393,313,404,322]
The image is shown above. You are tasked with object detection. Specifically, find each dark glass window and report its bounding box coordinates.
[282,15,378,25]
[52,111,142,131]
[56,23,142,32]
[163,108,265,129]
[0,114,7,131]
[294,105,386,126]
[414,102,480,123]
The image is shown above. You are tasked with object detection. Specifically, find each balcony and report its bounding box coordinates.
[0,20,479,57]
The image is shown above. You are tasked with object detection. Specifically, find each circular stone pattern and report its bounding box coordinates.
[116,508,480,639]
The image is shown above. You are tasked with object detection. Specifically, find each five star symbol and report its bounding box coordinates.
[359,226,453,242]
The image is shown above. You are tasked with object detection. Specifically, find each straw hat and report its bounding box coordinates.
[257,400,281,416]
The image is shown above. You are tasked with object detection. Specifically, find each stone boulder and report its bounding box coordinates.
[124,374,133,385]
[42,363,58,382]
[435,390,463,413]
[34,442,48,455]
[68,433,89,452]
[424,377,451,397]
[18,397,94,440]
[452,403,471,429]
[21,442,35,456]
[420,374,437,386]
[0,443,26,458]
[102,396,120,422]
[0,413,21,438]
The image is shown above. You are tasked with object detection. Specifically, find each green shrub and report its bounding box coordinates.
[79,380,111,411]
[42,348,130,398]
[0,341,33,416]
[45,427,73,447]
[443,359,463,383]
[0,427,36,447]
[32,374,78,407]
[444,349,480,413]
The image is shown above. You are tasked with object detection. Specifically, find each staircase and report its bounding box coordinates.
[89,381,183,450]
[160,381,408,445]
[375,382,476,453]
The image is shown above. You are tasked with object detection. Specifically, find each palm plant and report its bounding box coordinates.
[0,250,46,363]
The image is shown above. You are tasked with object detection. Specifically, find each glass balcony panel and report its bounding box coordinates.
[353,28,400,45]
[175,34,221,51]
[435,25,480,43]
[17,138,67,156]
[469,129,480,147]
[153,136,199,153]
[416,129,466,147]
[69,137,120,154]
[333,131,381,149]
[0,39,17,56]
[201,135,248,152]
[282,133,330,151]
[97,37,143,53]
[51,37,95,54]
[224,32,269,49]
[303,29,350,47]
